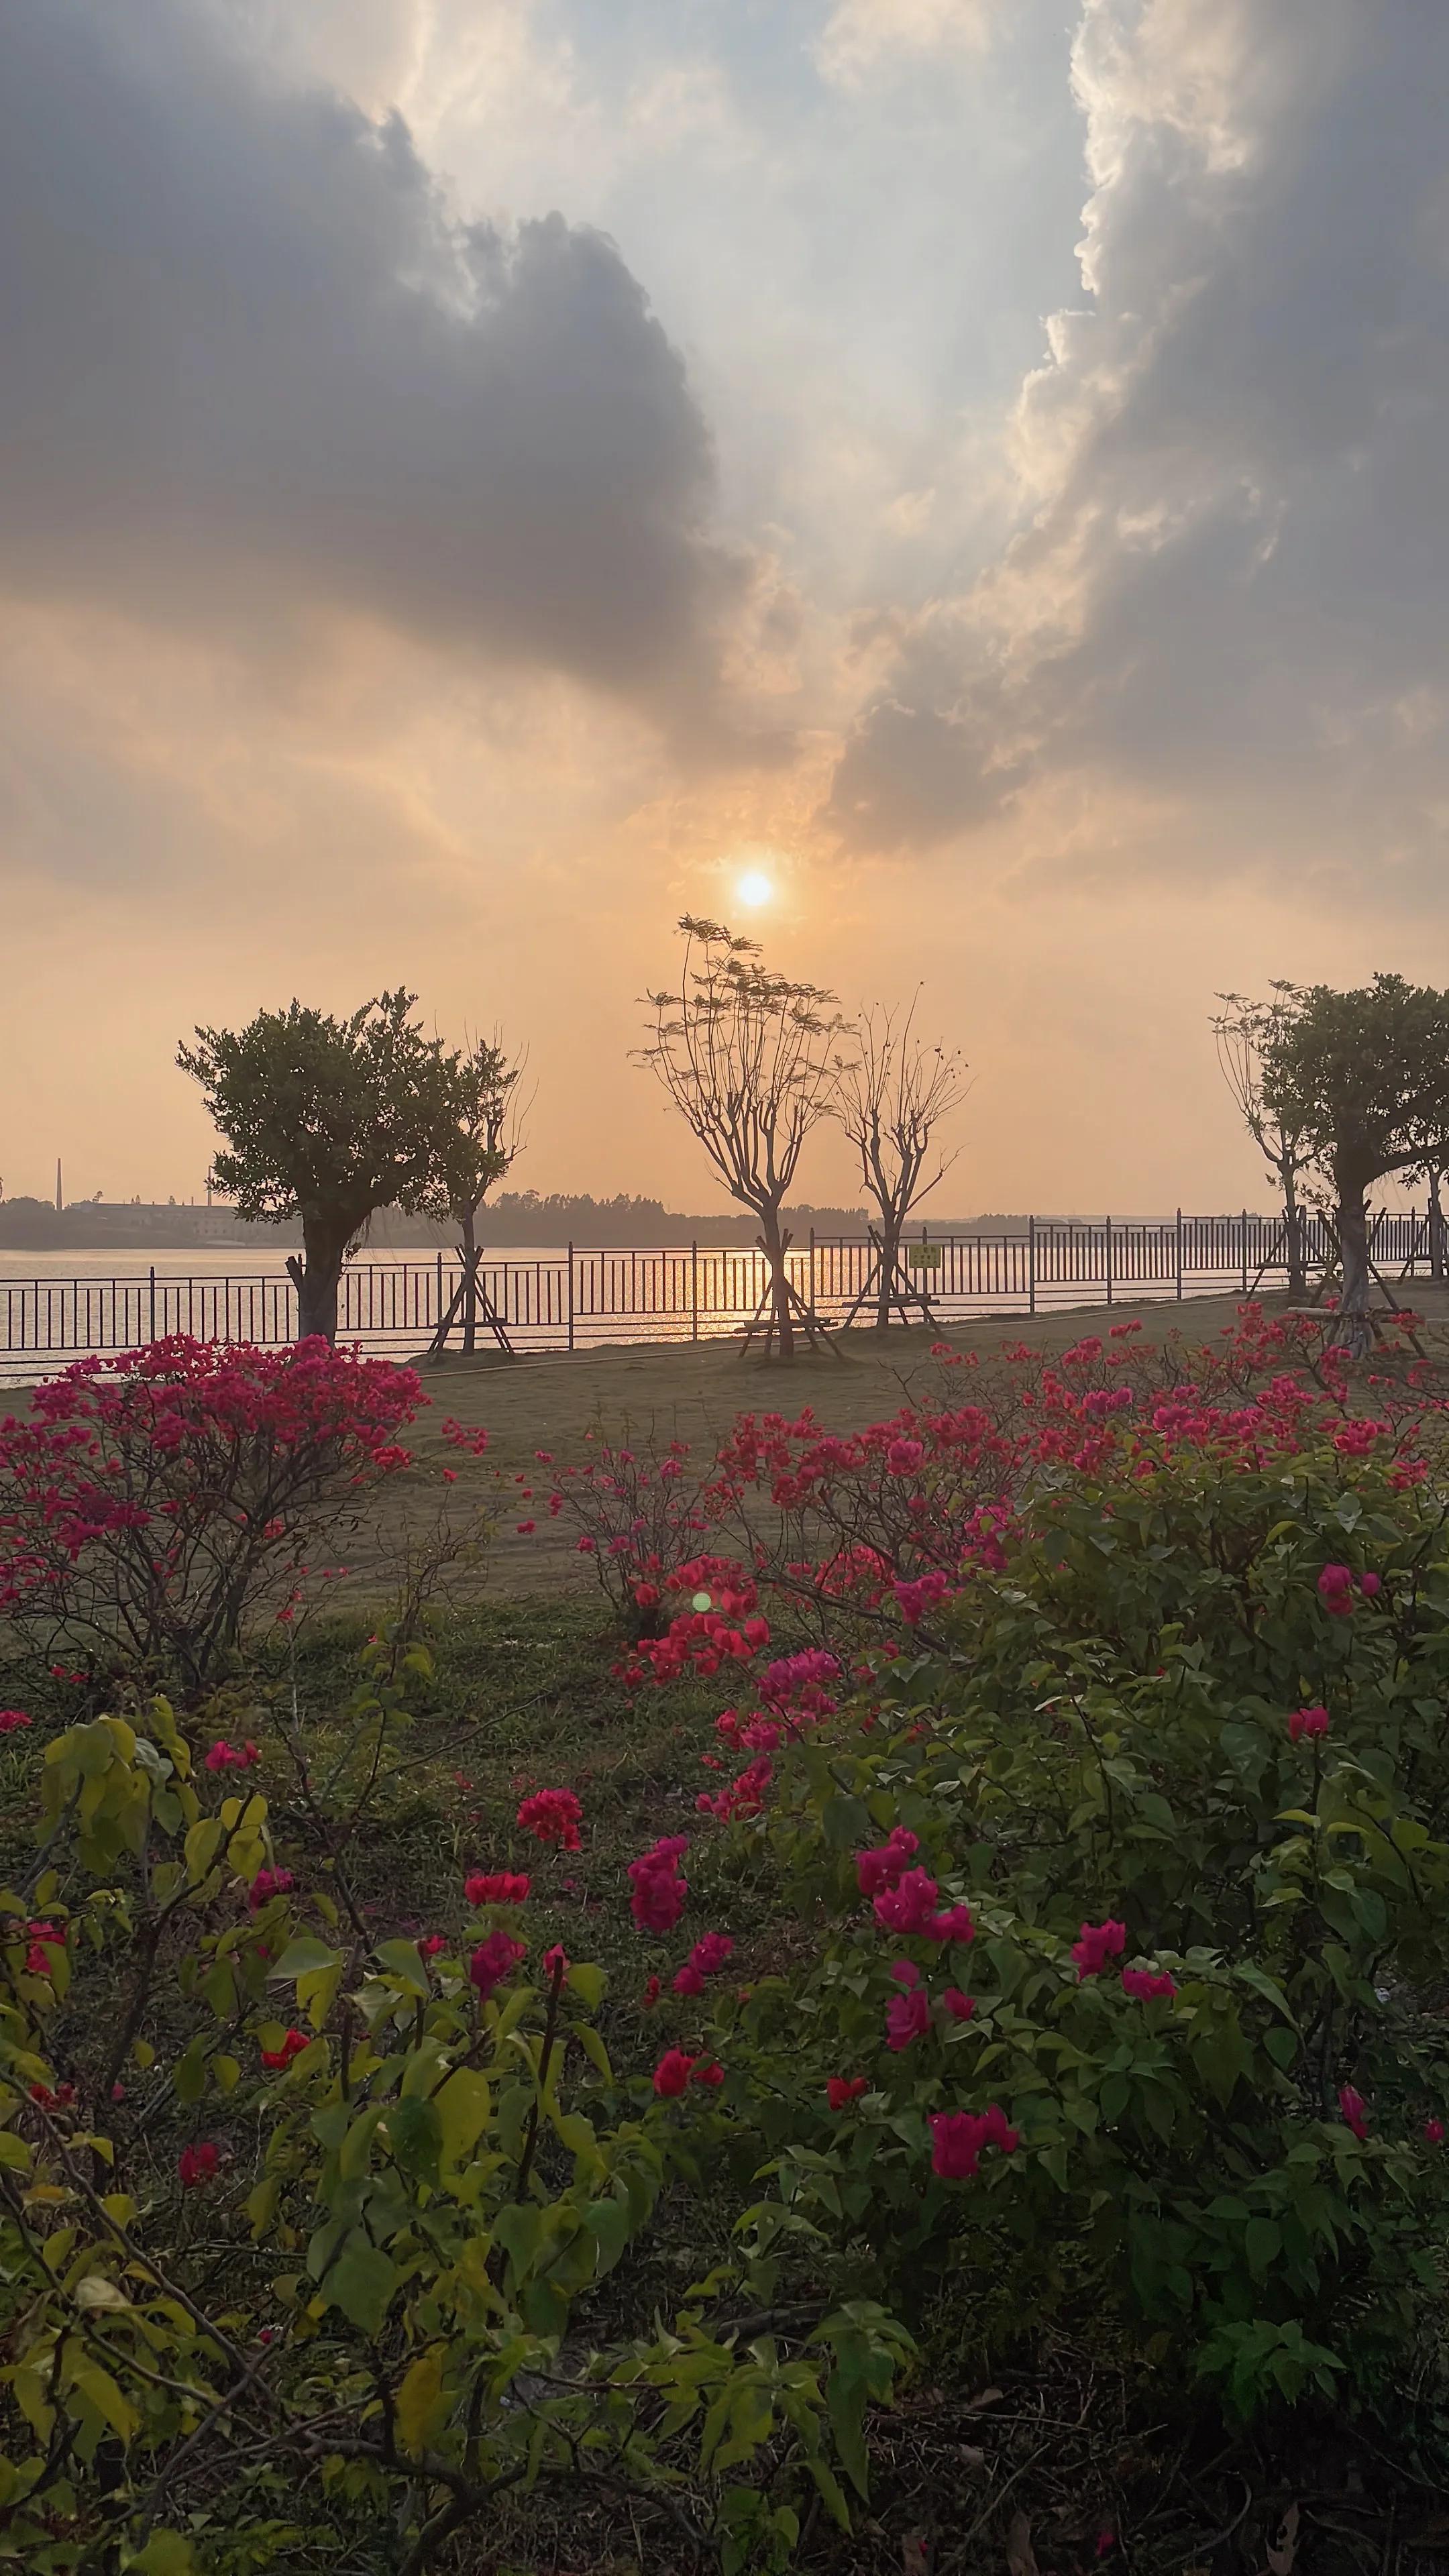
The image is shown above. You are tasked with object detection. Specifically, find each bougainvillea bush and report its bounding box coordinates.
[0,1701,908,2575]
[669,1368,1449,2426]
[0,1338,423,1687]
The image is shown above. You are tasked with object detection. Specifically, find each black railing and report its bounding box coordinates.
[0,1210,1436,1379]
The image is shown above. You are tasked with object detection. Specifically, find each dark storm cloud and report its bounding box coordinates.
[0,0,749,736]
[828,0,1449,871]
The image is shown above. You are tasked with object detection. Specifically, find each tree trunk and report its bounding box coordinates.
[292,1224,349,1344]
[1335,1184,1373,1360]
[759,1210,794,1358]
[1430,1171,1446,1285]
[461,1203,478,1354]
[1281,1156,1307,1301]
[875,1215,902,1331]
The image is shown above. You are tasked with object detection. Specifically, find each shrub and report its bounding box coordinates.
[688,1427,1449,2421]
[0,1337,422,1688]
[0,1699,909,2573]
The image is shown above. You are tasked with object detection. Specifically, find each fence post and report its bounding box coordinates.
[148,1265,156,1344]
[691,1242,699,1344]
[1028,1213,1036,1318]
[435,1248,443,1328]
[567,1241,575,1354]
[1104,1213,1112,1307]
[1241,1211,1248,1296]
[1175,1209,1183,1301]
[808,1226,816,1321]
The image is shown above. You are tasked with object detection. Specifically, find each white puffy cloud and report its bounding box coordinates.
[829,0,1449,890]
[816,0,998,89]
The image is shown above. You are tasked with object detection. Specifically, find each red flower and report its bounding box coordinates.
[694,2059,724,2088]
[0,1709,32,1733]
[178,2141,220,2188]
[929,2103,1018,2179]
[1339,2083,1369,2140]
[260,2028,311,2071]
[419,1933,449,1959]
[464,1871,531,1905]
[855,1827,920,1896]
[641,1974,661,2008]
[517,1788,583,1851]
[886,1985,931,2052]
[1072,1918,1126,1979]
[542,1943,570,1977]
[205,1737,260,1772]
[1424,2118,1445,2146]
[653,2048,696,2097]
[1289,1703,1329,1743]
[469,1929,527,1999]
[943,1988,975,2021]
[827,2076,869,2110]
[1317,1562,1356,1617]
[1121,1967,1177,2002]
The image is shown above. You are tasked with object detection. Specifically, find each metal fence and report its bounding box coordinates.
[0,1210,1436,1381]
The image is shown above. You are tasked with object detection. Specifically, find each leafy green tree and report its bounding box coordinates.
[639,918,850,1358]
[1260,973,1449,1352]
[179,993,469,1342]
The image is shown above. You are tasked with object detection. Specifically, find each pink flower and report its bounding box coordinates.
[516,1520,535,1534]
[886,1985,932,2051]
[672,1931,733,1995]
[517,1789,582,1851]
[1339,2083,1369,2141]
[873,1866,940,1933]
[205,1737,260,1772]
[694,2058,724,2088]
[828,2076,870,2109]
[1289,1703,1329,1743]
[418,1933,448,1959]
[653,2048,696,2097]
[1358,1569,1383,1598]
[929,2104,1018,2180]
[1424,2118,1445,2146]
[641,1974,661,2008]
[465,1871,531,1905]
[1073,1918,1126,1980]
[23,1921,64,1975]
[248,1868,294,1912]
[855,1827,920,1896]
[542,1943,570,1977]
[885,1438,925,1476]
[628,1835,689,1932]
[576,1536,596,1554]
[178,2141,220,2188]
[1121,1967,1177,2003]
[1318,1563,1356,1617]
[943,1988,975,2021]
[469,1929,527,1999]
[0,1709,32,1733]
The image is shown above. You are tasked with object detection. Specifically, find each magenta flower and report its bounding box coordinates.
[929,2102,1019,2180]
[1121,1966,1177,2002]
[855,1827,920,1896]
[885,1986,931,2052]
[469,1929,526,1999]
[1289,1704,1329,1744]
[1072,1918,1126,1979]
[1339,2083,1369,2140]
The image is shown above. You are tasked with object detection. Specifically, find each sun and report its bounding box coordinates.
[736,870,773,909]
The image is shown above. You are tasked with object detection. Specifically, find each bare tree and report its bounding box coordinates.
[835,995,969,1329]
[638,917,850,1358]
[430,1032,530,1359]
[1212,988,1312,1301]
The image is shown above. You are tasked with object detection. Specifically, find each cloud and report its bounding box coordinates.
[828,0,1449,883]
[0,0,755,744]
[816,0,998,90]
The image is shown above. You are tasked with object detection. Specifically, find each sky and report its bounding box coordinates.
[3,0,1449,1217]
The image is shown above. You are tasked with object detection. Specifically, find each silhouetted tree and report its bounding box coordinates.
[438,1032,529,1354]
[1212,989,1312,1300]
[638,918,850,1358]
[836,996,968,1328]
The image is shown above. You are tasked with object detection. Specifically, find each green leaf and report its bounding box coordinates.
[374,1938,430,1996]
[584,2196,632,2277]
[436,2066,491,2168]
[395,2347,447,2458]
[324,2232,398,2334]
[125,2536,197,2575]
[565,1961,608,2011]
[275,1936,342,1978]
[493,2202,542,2282]
[386,2096,442,2184]
[1244,2217,1282,2277]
